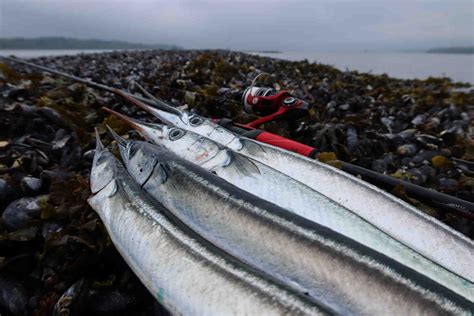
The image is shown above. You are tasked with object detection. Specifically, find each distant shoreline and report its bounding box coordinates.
[2,49,472,83]
[0,37,181,50]
[427,46,474,54]
[249,50,282,54]
[0,48,135,50]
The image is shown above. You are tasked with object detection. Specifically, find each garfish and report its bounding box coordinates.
[106,126,474,315]
[88,130,327,315]
[104,107,474,301]
[116,87,474,283]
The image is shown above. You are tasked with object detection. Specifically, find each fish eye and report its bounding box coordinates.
[189,116,204,126]
[169,129,185,140]
[96,153,109,164]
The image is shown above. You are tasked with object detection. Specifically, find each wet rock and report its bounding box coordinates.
[82,149,95,161]
[437,178,459,192]
[40,107,68,128]
[407,168,428,185]
[411,150,439,166]
[382,153,395,164]
[372,159,387,173]
[346,127,358,150]
[53,279,87,316]
[60,145,82,167]
[0,179,13,206]
[87,290,137,314]
[20,176,43,195]
[411,114,425,126]
[2,195,48,230]
[52,129,71,150]
[0,273,28,315]
[0,253,36,275]
[397,144,418,156]
[381,117,394,132]
[416,134,441,149]
[400,157,413,167]
[41,168,72,182]
[439,130,457,146]
[3,80,32,100]
[419,165,437,181]
[41,222,64,239]
[326,101,336,110]
[425,117,441,130]
[339,103,350,111]
[6,226,39,242]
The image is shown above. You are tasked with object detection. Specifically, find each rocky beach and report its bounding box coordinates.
[0,49,473,315]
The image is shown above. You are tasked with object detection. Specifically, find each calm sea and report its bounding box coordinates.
[254,51,474,84]
[1,49,473,84]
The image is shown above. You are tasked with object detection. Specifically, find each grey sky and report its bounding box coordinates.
[1,0,473,51]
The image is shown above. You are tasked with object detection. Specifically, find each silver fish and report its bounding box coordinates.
[104,107,474,300]
[107,126,474,315]
[116,90,474,283]
[88,130,327,315]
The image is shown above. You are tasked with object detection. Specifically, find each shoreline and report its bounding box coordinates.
[2,49,472,84]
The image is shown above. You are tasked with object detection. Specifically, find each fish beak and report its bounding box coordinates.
[92,127,106,167]
[94,127,105,152]
[105,125,129,162]
[102,107,166,141]
[112,87,184,126]
[90,127,116,194]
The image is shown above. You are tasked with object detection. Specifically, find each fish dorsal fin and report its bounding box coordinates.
[224,150,261,177]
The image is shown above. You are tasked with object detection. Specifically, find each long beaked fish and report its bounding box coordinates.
[107,127,474,315]
[104,107,473,300]
[88,131,328,315]
[116,89,474,283]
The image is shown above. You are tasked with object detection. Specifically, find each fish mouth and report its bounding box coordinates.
[90,129,116,194]
[105,125,130,162]
[102,107,166,141]
[94,127,105,154]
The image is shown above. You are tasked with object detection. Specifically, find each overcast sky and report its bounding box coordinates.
[1,0,473,51]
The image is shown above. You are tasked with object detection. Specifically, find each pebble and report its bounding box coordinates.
[397,144,418,156]
[0,179,12,206]
[438,178,458,192]
[82,149,96,161]
[2,195,48,230]
[339,103,350,111]
[20,176,43,195]
[372,159,387,173]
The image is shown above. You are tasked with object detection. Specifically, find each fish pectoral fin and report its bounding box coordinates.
[241,138,267,155]
[226,151,261,176]
[155,162,170,184]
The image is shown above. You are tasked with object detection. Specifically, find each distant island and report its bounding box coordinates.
[252,50,282,54]
[427,46,474,54]
[0,37,181,50]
